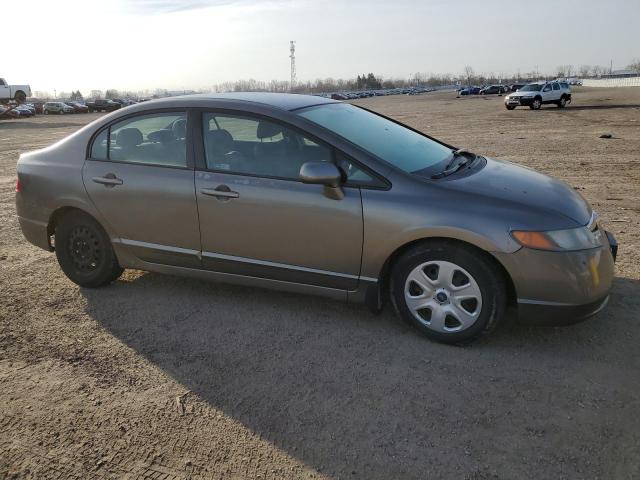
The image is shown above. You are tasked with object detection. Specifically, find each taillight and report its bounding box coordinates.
[15,177,20,193]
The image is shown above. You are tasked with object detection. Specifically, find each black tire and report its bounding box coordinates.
[390,240,507,344]
[55,211,123,288]
[505,105,516,110]
[530,97,542,110]
[14,91,27,104]
[557,96,567,108]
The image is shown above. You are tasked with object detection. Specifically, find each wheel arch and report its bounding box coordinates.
[374,237,517,310]
[47,206,103,243]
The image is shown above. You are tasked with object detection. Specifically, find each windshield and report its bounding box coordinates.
[519,84,543,92]
[297,103,452,174]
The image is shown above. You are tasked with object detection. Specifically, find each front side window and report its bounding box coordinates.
[90,112,187,167]
[297,103,452,175]
[202,113,331,179]
[543,85,552,92]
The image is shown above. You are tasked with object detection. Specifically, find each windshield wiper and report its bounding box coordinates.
[431,149,477,179]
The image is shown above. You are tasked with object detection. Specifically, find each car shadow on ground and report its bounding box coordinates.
[82,273,640,478]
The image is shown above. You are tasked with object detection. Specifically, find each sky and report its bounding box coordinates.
[5,0,639,94]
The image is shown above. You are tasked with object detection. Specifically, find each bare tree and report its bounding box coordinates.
[591,65,605,77]
[579,65,591,78]
[627,59,640,73]
[463,66,474,86]
[556,66,566,78]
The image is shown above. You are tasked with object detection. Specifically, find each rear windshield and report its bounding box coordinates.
[297,103,452,174]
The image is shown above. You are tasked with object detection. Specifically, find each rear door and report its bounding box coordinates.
[83,110,201,267]
[194,111,364,290]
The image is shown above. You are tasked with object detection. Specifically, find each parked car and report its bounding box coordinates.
[86,99,121,112]
[65,102,89,113]
[15,93,616,344]
[15,105,34,117]
[0,105,20,118]
[0,78,31,104]
[459,86,481,96]
[479,85,506,95]
[43,102,74,114]
[509,84,525,92]
[504,81,572,110]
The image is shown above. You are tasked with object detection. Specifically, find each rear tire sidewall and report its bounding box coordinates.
[558,96,566,108]
[55,212,123,288]
[390,242,506,344]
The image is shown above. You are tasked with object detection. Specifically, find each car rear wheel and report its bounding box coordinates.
[557,96,567,108]
[530,97,542,110]
[390,241,506,344]
[55,211,123,288]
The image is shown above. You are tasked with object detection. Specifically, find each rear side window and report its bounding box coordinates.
[552,83,560,91]
[89,112,187,168]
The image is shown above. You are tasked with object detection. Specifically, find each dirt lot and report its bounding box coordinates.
[1,88,639,479]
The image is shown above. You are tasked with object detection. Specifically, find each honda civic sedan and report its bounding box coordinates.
[15,93,617,343]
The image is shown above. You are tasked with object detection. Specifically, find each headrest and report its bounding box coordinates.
[256,121,283,139]
[172,118,187,138]
[116,128,143,148]
[148,129,175,144]
[206,129,234,152]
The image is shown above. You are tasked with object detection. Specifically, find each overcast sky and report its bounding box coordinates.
[6,0,639,94]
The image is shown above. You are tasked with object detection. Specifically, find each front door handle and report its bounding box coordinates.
[92,173,123,187]
[200,185,239,199]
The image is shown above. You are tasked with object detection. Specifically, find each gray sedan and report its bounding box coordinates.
[15,93,617,343]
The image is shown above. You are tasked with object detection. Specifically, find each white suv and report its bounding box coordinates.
[504,81,571,110]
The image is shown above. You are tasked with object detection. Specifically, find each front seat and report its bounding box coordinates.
[253,121,301,178]
[205,129,246,171]
[113,127,142,161]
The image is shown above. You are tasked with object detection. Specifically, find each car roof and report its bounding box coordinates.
[143,92,338,111]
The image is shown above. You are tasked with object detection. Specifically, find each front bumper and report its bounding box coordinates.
[494,231,617,325]
[505,96,535,106]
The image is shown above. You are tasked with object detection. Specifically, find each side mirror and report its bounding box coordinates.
[299,162,344,200]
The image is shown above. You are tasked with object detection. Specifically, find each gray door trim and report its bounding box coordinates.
[114,240,378,286]
[202,250,376,282]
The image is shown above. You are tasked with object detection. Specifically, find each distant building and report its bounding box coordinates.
[602,69,640,78]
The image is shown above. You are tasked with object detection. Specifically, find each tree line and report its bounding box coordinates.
[32,60,640,100]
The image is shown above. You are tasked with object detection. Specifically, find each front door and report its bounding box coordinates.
[194,111,363,290]
[83,110,201,267]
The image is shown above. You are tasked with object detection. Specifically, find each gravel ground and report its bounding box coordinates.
[1,88,639,479]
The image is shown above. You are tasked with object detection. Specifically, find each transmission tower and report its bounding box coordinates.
[289,41,296,92]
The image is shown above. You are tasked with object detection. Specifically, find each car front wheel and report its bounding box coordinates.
[530,97,542,110]
[390,241,506,344]
[505,105,516,110]
[55,211,123,288]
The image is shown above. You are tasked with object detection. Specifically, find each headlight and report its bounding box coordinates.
[512,226,603,251]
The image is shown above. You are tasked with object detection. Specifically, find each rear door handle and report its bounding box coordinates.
[92,174,123,187]
[200,185,239,199]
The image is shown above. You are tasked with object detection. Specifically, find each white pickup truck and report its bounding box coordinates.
[0,78,32,104]
[504,81,571,110]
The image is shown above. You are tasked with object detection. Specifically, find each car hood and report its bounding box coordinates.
[509,90,538,97]
[436,157,592,228]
